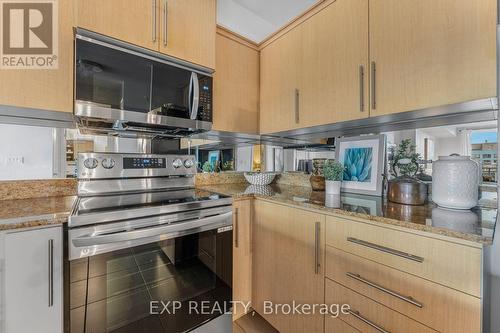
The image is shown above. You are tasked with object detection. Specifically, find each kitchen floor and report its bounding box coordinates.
[233,312,278,333]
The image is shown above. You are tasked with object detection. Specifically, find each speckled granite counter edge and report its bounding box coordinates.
[202,187,495,245]
[0,213,69,231]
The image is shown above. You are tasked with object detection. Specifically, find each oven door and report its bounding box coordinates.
[68,215,232,333]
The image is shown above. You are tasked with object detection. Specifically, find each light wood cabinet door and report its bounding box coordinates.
[252,200,325,333]
[4,226,63,333]
[233,199,253,320]
[158,0,216,69]
[260,26,303,134]
[300,0,369,127]
[0,0,74,112]
[76,0,159,51]
[369,0,497,116]
[214,31,259,134]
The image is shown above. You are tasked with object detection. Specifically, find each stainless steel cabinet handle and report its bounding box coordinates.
[346,272,423,308]
[163,0,168,46]
[359,65,364,112]
[234,208,239,248]
[371,61,376,110]
[152,0,157,42]
[314,222,320,274]
[48,239,54,307]
[348,309,390,333]
[294,88,300,124]
[347,237,424,263]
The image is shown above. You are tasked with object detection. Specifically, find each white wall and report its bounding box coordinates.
[0,124,55,180]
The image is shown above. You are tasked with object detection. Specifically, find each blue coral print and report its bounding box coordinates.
[343,147,373,182]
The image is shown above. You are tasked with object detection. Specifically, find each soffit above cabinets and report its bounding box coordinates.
[217,0,319,43]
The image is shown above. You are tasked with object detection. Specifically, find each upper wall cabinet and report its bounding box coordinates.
[76,0,216,69]
[213,29,259,134]
[260,25,303,134]
[300,0,369,127]
[0,0,74,112]
[158,0,216,69]
[369,0,496,116]
[260,0,369,134]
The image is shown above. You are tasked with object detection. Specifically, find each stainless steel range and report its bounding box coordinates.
[66,153,233,333]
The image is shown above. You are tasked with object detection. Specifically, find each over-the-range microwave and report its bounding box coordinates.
[74,28,213,138]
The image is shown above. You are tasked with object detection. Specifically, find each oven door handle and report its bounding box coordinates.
[72,212,232,247]
[189,72,199,120]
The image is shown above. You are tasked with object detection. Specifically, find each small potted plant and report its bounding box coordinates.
[323,160,345,195]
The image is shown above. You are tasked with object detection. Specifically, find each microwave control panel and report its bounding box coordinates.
[198,77,212,122]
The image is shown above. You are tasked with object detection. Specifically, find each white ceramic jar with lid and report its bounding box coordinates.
[432,155,479,209]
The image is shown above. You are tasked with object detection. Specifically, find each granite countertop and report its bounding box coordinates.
[0,195,76,231]
[198,183,497,245]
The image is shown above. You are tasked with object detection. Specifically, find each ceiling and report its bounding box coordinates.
[217,0,319,43]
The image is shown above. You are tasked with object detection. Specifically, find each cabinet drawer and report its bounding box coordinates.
[326,246,481,332]
[325,216,481,296]
[326,316,361,333]
[326,279,438,333]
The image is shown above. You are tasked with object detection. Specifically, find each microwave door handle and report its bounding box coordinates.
[72,212,232,247]
[190,72,199,120]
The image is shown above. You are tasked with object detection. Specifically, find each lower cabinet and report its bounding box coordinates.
[2,226,63,333]
[252,200,325,333]
[232,198,253,320]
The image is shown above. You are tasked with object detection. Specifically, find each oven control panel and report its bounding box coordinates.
[77,153,197,179]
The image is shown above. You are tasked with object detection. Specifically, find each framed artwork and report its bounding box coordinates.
[335,134,386,196]
[208,150,220,169]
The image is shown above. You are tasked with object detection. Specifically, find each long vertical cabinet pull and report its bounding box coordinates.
[359,65,365,112]
[371,61,377,110]
[152,0,157,42]
[294,89,300,124]
[314,222,321,274]
[234,208,239,248]
[48,239,54,307]
[163,0,168,46]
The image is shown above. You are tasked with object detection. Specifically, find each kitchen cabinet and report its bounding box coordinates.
[76,0,216,69]
[252,199,325,333]
[232,198,253,320]
[2,226,63,333]
[369,0,496,116]
[158,0,216,69]
[300,0,369,127]
[214,29,259,134]
[0,0,74,112]
[260,25,303,134]
[76,0,159,51]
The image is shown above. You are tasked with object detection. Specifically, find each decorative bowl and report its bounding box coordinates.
[244,172,276,186]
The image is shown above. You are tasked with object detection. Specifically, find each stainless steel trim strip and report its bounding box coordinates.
[48,239,54,307]
[75,28,213,75]
[0,104,75,128]
[74,101,212,133]
[371,61,376,110]
[314,222,320,274]
[70,196,233,227]
[346,272,423,308]
[295,89,300,124]
[359,65,365,112]
[163,0,168,46]
[347,237,424,263]
[348,310,390,333]
[72,212,232,246]
[234,208,239,248]
[152,0,157,42]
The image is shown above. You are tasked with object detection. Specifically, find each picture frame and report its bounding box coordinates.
[208,150,220,169]
[335,134,386,196]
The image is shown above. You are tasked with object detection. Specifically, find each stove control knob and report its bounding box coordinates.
[172,158,183,169]
[102,158,115,169]
[83,158,98,169]
[184,159,194,169]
